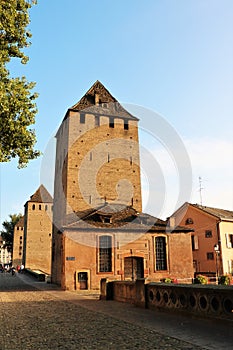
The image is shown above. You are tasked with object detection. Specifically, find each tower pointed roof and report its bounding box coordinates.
[66,80,138,120]
[15,216,24,228]
[71,80,117,110]
[28,185,53,203]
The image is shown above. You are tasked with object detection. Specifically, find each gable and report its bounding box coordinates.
[65,80,138,121]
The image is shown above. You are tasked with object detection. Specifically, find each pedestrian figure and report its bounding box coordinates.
[20,264,24,273]
[11,267,16,276]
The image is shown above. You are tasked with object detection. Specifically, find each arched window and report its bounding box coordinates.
[155,236,167,271]
[99,235,112,272]
[32,204,35,210]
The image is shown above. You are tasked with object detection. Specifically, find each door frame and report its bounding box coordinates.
[76,269,90,290]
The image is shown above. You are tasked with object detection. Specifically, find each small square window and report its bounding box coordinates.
[104,217,111,224]
[205,230,212,238]
[207,252,214,260]
[185,218,193,225]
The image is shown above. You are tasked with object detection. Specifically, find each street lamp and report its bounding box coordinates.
[214,244,220,283]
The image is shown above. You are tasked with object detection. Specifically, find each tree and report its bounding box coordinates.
[0,213,23,252]
[0,0,40,168]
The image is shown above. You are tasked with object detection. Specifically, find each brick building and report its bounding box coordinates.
[23,185,53,274]
[12,216,24,268]
[171,203,233,276]
[51,81,194,290]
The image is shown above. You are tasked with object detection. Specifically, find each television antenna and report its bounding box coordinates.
[198,176,204,206]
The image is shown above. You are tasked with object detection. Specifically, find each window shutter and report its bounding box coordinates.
[194,235,199,250]
[226,234,232,248]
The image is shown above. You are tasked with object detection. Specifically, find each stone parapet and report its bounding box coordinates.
[101,279,233,322]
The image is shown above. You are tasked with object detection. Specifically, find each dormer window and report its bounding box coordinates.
[185,218,193,225]
[100,215,112,224]
[104,217,111,224]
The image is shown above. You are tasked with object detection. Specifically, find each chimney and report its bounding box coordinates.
[169,216,176,228]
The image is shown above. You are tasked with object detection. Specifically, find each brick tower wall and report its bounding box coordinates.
[23,202,52,274]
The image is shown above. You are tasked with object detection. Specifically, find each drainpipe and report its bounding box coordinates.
[216,220,222,275]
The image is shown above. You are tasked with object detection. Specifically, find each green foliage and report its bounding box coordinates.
[0,213,23,252]
[160,277,172,283]
[218,275,232,285]
[194,275,208,285]
[0,0,40,168]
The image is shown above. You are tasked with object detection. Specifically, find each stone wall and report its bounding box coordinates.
[24,202,52,275]
[101,279,233,322]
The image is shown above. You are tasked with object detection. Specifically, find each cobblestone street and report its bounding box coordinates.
[0,273,232,350]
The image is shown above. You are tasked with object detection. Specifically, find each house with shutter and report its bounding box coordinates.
[51,81,194,290]
[170,203,233,276]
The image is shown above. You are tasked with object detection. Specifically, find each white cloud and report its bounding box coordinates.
[185,137,233,210]
[140,136,233,219]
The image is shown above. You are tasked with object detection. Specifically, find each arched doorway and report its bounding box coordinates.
[124,257,144,280]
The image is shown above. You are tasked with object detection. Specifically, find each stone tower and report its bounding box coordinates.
[52,81,142,285]
[23,185,53,274]
[53,81,142,230]
[12,216,24,268]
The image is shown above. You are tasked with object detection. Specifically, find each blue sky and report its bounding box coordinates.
[1,0,233,227]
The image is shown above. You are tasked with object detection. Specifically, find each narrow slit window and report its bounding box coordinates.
[80,113,85,124]
[109,117,114,128]
[124,120,129,130]
[95,116,100,126]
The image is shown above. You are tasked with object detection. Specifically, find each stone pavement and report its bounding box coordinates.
[0,272,232,350]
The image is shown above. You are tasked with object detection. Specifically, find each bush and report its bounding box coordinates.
[160,277,172,283]
[194,275,208,284]
[218,275,232,285]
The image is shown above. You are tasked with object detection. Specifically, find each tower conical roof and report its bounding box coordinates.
[28,185,53,203]
[66,80,138,120]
